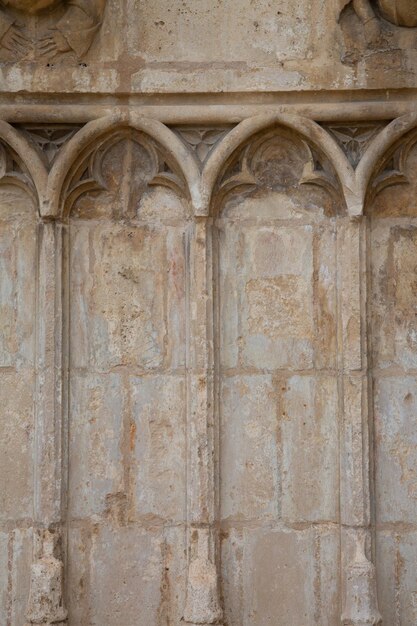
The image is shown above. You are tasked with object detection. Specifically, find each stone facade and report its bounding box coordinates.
[1,1,417,625]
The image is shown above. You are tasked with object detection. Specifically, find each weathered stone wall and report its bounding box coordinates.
[1,1,417,625]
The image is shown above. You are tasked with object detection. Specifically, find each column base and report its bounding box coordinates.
[341,538,382,626]
[25,530,68,626]
[183,528,223,626]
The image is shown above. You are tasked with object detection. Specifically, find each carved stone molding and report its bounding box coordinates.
[0,111,416,220]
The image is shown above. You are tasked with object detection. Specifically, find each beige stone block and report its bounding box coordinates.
[221,527,244,626]
[157,525,188,625]
[218,224,240,370]
[241,224,314,368]
[316,526,340,626]
[371,221,417,369]
[130,375,186,522]
[89,524,164,626]
[138,187,190,222]
[219,222,315,370]
[370,220,395,367]
[67,524,91,626]
[219,214,338,372]
[243,225,313,279]
[281,375,339,523]
[376,531,417,625]
[68,373,124,518]
[129,0,313,63]
[338,218,362,371]
[220,375,279,520]
[374,376,417,523]
[392,226,417,369]
[375,531,396,626]
[0,527,33,625]
[0,214,36,367]
[340,374,370,527]
[0,531,8,625]
[220,190,335,222]
[68,524,188,626]
[244,528,315,626]
[0,371,34,520]
[315,223,337,369]
[70,222,168,370]
[165,225,187,370]
[9,528,33,626]
[221,526,338,626]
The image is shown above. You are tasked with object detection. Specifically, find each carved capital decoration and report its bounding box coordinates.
[0,0,105,60]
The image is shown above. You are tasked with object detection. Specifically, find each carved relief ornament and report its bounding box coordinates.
[0,0,105,59]
[338,0,417,62]
[340,0,417,28]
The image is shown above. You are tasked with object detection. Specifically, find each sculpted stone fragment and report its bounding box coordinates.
[0,0,106,59]
[378,0,417,26]
[340,0,417,28]
[339,0,417,62]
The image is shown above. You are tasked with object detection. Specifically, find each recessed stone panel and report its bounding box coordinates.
[70,222,168,370]
[281,375,339,523]
[0,205,36,368]
[0,371,34,520]
[376,531,417,626]
[68,373,125,518]
[130,375,186,522]
[89,525,164,626]
[220,375,279,521]
[243,528,315,626]
[374,376,417,523]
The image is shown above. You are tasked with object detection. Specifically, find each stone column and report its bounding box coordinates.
[25,220,68,626]
[339,216,382,626]
[183,216,223,626]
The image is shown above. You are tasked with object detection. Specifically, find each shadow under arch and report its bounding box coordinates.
[200,113,357,217]
[45,112,202,218]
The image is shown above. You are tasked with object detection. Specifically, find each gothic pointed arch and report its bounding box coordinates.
[45,113,201,218]
[200,113,357,216]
